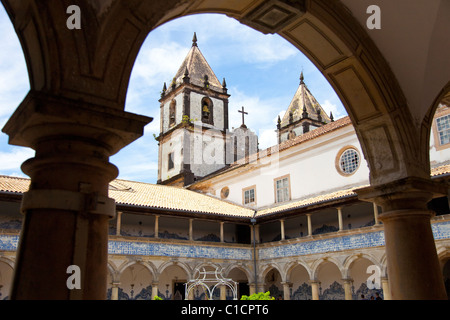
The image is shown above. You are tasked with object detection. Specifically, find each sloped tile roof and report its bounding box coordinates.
[169,37,223,93]
[280,74,331,127]
[0,175,254,218]
[255,186,362,217]
[1,163,449,219]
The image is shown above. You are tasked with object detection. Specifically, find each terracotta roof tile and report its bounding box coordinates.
[0,163,448,219]
[0,175,253,218]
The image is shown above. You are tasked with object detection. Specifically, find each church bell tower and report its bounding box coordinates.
[156,33,231,187]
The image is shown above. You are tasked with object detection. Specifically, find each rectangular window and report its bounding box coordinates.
[168,152,174,170]
[436,115,450,146]
[275,176,290,203]
[244,188,255,205]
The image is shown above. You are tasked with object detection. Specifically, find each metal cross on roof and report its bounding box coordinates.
[238,106,248,126]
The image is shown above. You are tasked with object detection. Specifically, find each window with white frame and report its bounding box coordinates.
[275,176,290,203]
[436,114,450,146]
[244,188,255,205]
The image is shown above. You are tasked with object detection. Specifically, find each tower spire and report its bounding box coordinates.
[300,71,305,84]
[192,32,198,47]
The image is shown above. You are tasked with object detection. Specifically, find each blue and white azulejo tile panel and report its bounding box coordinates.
[258,231,385,260]
[0,234,19,251]
[1,221,450,260]
[108,240,253,260]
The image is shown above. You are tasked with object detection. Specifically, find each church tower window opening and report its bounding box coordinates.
[169,100,176,127]
[202,97,213,125]
[168,152,175,170]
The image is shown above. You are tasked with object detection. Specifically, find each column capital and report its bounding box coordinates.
[342,278,353,284]
[355,176,447,212]
[2,91,152,155]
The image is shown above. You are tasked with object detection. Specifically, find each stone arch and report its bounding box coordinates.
[2,0,448,300]
[261,264,283,298]
[2,0,424,186]
[158,260,192,280]
[260,263,283,282]
[345,255,383,300]
[157,261,191,300]
[117,262,155,300]
[440,254,450,300]
[421,81,450,172]
[118,260,157,281]
[223,263,253,283]
[285,260,312,282]
[311,257,343,280]
[438,246,450,270]
[312,258,345,300]
[0,257,14,300]
[286,262,312,300]
[106,260,119,284]
[342,253,380,279]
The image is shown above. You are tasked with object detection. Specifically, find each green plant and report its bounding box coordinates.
[240,291,274,300]
[153,295,163,300]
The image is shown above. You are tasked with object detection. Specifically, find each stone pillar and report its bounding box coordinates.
[380,277,391,300]
[337,207,343,231]
[188,287,195,300]
[249,283,256,295]
[3,93,151,300]
[373,202,380,225]
[310,280,320,300]
[281,282,291,300]
[151,282,159,300]
[116,211,122,236]
[111,282,120,300]
[356,177,448,300]
[280,219,285,240]
[343,279,353,300]
[306,214,312,236]
[220,222,224,243]
[154,215,159,239]
[189,219,193,241]
[220,284,227,300]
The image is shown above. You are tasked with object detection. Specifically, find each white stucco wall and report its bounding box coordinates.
[161,94,184,133]
[160,130,185,181]
[189,126,226,178]
[209,124,370,209]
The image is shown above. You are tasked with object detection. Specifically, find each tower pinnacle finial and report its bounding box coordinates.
[192,32,198,47]
[300,71,304,84]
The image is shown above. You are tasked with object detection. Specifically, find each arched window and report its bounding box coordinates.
[201,97,213,124]
[169,100,176,127]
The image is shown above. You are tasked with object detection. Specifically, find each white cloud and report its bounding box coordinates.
[0,10,29,120]
[0,147,34,175]
[321,99,347,119]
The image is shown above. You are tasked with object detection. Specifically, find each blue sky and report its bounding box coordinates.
[0,9,347,183]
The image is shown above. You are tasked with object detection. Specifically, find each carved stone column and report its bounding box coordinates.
[343,279,353,300]
[356,177,448,300]
[310,280,320,300]
[3,92,152,299]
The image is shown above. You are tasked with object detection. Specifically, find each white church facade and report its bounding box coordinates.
[1,35,450,301]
